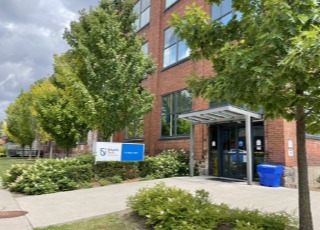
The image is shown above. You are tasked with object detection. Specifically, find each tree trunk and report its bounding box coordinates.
[49,140,53,159]
[296,103,313,229]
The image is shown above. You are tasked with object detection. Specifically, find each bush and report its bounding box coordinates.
[138,149,189,179]
[95,161,139,180]
[127,183,298,230]
[108,175,123,183]
[317,176,320,184]
[2,164,30,187]
[3,157,94,195]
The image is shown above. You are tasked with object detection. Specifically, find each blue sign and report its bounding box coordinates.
[238,140,244,147]
[121,143,144,161]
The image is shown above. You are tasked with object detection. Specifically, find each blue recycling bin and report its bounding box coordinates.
[257,164,284,187]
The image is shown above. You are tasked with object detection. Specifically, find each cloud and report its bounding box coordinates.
[0,0,99,121]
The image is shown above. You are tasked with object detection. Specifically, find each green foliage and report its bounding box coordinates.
[128,183,297,230]
[5,91,36,148]
[170,0,320,132]
[52,0,155,140]
[139,149,189,179]
[108,175,123,184]
[30,79,89,151]
[98,178,111,186]
[171,1,318,227]
[3,157,94,195]
[0,146,7,155]
[317,176,320,184]
[96,161,139,180]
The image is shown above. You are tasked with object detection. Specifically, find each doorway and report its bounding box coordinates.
[209,122,264,180]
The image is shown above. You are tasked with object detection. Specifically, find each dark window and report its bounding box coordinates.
[125,118,144,140]
[165,0,178,9]
[134,0,150,30]
[163,27,190,68]
[211,0,241,24]
[161,89,192,137]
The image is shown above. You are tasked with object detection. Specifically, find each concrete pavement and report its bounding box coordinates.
[1,176,320,229]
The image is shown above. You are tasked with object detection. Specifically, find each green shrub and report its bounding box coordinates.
[317,176,320,184]
[95,161,139,180]
[108,175,123,183]
[2,163,29,187]
[138,149,189,179]
[127,183,298,230]
[76,153,95,165]
[65,164,93,182]
[98,178,111,186]
[3,157,94,195]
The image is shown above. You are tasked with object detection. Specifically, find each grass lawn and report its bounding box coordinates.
[0,157,36,179]
[33,211,151,230]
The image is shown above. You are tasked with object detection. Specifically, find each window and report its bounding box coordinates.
[125,118,144,139]
[134,0,150,30]
[142,42,148,55]
[211,0,241,24]
[161,89,192,137]
[165,0,178,9]
[163,27,190,68]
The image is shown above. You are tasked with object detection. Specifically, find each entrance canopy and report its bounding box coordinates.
[179,105,263,185]
[179,105,262,124]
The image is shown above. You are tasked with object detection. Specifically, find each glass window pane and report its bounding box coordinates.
[164,27,177,48]
[163,44,177,68]
[221,0,232,16]
[176,90,192,113]
[220,12,233,25]
[178,40,190,61]
[211,4,222,20]
[140,8,150,28]
[134,18,140,29]
[142,42,148,55]
[176,117,190,135]
[161,116,173,136]
[161,95,173,115]
[133,1,140,13]
[141,0,150,11]
[165,0,178,9]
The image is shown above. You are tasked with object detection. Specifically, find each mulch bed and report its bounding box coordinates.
[0,210,28,218]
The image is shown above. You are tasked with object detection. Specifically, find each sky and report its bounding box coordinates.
[0,0,99,121]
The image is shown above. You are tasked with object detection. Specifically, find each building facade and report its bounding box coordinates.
[88,0,320,188]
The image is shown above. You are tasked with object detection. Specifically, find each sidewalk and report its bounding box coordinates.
[1,176,320,229]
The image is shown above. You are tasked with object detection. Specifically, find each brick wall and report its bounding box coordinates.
[306,137,320,166]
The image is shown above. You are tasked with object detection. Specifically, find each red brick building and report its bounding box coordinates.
[81,0,320,188]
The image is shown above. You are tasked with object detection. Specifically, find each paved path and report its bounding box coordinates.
[1,176,320,229]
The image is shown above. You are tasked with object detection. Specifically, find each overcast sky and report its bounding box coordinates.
[0,0,99,121]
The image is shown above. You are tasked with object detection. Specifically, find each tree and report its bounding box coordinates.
[0,120,3,137]
[53,0,155,140]
[5,91,36,156]
[170,0,320,229]
[30,78,89,155]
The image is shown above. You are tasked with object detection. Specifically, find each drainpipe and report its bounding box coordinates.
[245,115,253,185]
[190,123,195,177]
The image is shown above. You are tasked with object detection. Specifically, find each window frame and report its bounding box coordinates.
[162,26,190,69]
[160,89,192,138]
[134,0,150,30]
[211,0,241,24]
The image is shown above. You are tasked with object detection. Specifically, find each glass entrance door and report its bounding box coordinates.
[209,122,264,180]
[221,126,247,179]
